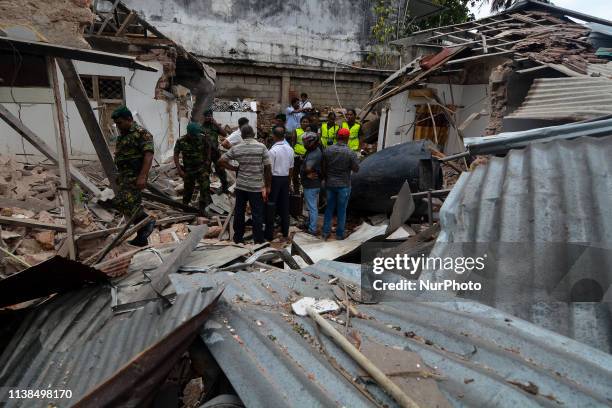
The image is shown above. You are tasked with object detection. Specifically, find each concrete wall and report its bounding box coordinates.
[378,83,490,154]
[212,63,382,111]
[215,74,282,102]
[123,0,373,66]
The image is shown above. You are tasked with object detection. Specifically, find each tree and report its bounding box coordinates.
[488,0,550,12]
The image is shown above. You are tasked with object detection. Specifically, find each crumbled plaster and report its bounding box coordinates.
[137,48,178,99]
[485,62,513,136]
[0,0,93,48]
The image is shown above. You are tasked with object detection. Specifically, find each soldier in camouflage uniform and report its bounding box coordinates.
[111,106,156,247]
[202,109,229,192]
[173,122,213,214]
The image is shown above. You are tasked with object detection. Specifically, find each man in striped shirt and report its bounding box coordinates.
[219,125,272,244]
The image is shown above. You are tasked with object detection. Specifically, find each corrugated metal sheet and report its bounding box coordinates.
[432,135,612,352]
[507,77,612,120]
[0,283,222,407]
[587,62,612,78]
[170,262,612,408]
[464,117,612,155]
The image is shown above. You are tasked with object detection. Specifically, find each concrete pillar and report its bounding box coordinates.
[281,71,290,106]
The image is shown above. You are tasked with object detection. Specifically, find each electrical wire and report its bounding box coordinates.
[1,38,30,164]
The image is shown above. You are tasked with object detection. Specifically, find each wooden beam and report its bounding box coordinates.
[97,0,121,34]
[115,11,137,36]
[0,104,102,197]
[57,58,118,192]
[48,57,76,260]
[0,215,67,231]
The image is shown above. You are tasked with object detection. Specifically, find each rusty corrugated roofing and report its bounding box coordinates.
[432,134,612,352]
[0,282,222,407]
[170,262,612,408]
[507,77,612,120]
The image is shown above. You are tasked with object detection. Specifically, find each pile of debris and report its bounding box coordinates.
[509,20,608,73]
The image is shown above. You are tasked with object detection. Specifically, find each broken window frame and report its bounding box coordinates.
[65,75,125,104]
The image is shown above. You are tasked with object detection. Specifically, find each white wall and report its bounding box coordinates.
[378,83,490,155]
[213,111,258,132]
[123,0,371,66]
[0,60,182,162]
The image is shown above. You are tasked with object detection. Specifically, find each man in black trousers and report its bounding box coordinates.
[265,126,294,242]
[219,125,272,244]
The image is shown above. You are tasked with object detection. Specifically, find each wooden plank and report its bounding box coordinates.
[366,46,466,107]
[115,11,137,36]
[57,58,117,192]
[0,215,67,231]
[48,57,76,260]
[0,104,102,197]
[75,214,196,241]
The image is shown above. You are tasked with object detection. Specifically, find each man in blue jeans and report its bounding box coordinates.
[322,127,359,240]
[300,132,322,235]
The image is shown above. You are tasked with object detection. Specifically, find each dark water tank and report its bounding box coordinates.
[349,140,442,214]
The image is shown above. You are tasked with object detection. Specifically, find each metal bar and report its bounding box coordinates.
[439,151,470,162]
[0,104,102,196]
[48,57,76,260]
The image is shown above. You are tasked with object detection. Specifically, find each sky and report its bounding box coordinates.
[469,0,612,22]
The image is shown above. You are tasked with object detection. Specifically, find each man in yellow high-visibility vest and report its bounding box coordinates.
[341,108,362,152]
[291,115,310,192]
[320,111,339,148]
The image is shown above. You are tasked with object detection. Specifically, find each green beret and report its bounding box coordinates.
[275,113,286,121]
[111,105,132,120]
[186,121,202,135]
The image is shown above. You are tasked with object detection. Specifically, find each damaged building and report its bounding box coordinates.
[0,0,611,407]
[375,0,612,154]
[0,0,215,161]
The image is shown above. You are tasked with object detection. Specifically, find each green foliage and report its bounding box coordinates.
[369,0,477,67]
[412,0,476,32]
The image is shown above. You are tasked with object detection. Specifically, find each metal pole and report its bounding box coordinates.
[47,57,76,260]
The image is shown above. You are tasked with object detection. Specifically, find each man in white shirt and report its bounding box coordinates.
[299,92,313,112]
[265,125,295,241]
[222,117,247,149]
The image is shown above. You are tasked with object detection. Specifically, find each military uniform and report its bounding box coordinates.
[174,132,213,213]
[114,123,154,217]
[202,122,229,191]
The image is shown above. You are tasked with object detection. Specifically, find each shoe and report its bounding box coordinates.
[322,233,330,241]
[128,219,155,247]
[128,237,149,247]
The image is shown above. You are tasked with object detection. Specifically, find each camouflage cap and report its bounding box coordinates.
[111,105,133,120]
[186,122,202,135]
